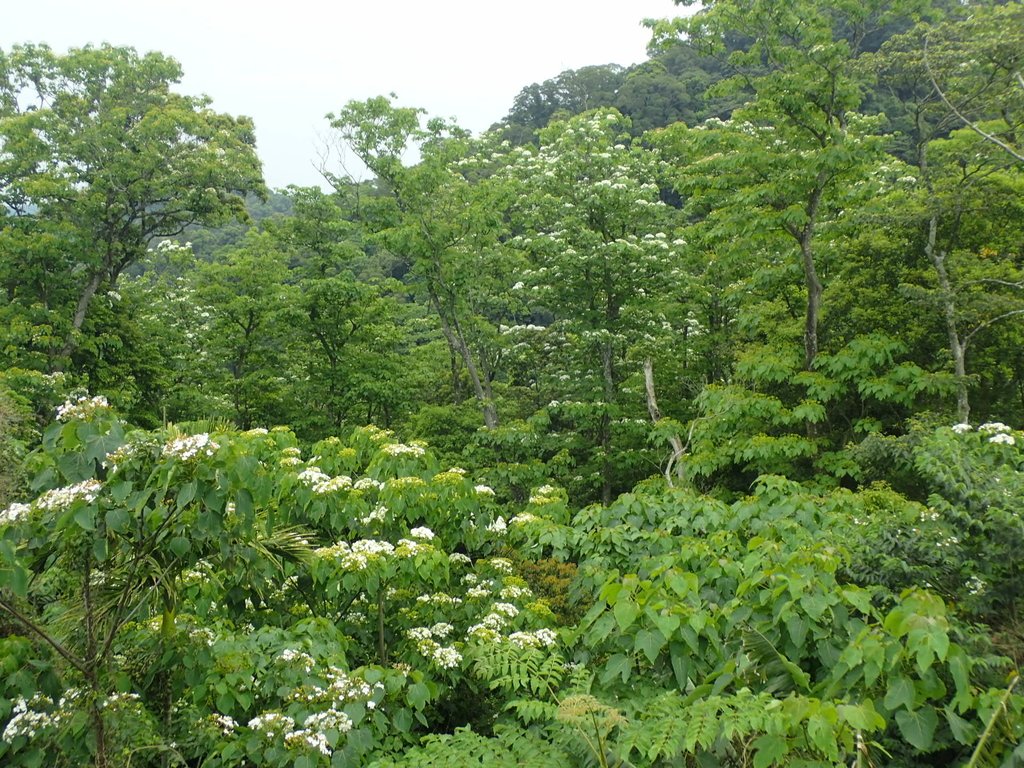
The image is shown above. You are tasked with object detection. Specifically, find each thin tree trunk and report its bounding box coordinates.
[59,270,105,360]
[600,340,615,506]
[643,358,686,482]
[924,213,971,423]
[428,289,498,428]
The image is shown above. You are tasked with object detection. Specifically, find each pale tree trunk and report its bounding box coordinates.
[924,213,971,423]
[429,290,498,429]
[793,179,826,372]
[59,270,105,361]
[643,358,686,483]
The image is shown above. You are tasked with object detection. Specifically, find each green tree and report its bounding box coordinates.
[0,43,264,368]
[505,109,681,503]
[650,0,926,370]
[328,96,516,429]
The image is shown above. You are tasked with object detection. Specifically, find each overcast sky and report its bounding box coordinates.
[4,0,680,189]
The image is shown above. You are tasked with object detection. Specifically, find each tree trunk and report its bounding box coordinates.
[429,289,498,428]
[924,213,971,423]
[600,340,615,506]
[59,270,105,360]
[643,358,686,482]
[800,234,824,371]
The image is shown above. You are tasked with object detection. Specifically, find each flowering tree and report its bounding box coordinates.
[0,44,264,368]
[504,108,682,502]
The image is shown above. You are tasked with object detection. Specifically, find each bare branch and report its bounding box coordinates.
[924,34,1024,164]
[0,595,88,675]
[964,308,1024,346]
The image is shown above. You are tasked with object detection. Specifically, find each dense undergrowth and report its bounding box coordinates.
[0,398,1021,767]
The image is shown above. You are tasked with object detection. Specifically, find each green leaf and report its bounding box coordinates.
[895,706,938,750]
[176,481,197,509]
[74,506,96,531]
[601,653,632,684]
[235,488,254,525]
[614,599,640,632]
[92,537,107,563]
[884,676,916,712]
[408,682,430,710]
[652,611,681,641]
[752,734,789,768]
[169,537,190,558]
[838,700,885,732]
[105,507,131,533]
[635,629,667,664]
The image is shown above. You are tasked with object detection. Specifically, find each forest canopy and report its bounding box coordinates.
[1,1,1023,766]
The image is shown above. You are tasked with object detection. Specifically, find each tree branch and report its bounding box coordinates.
[0,595,88,675]
[924,34,1024,164]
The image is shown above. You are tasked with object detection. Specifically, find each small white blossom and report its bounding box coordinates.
[163,433,219,461]
[56,395,110,421]
[36,479,102,512]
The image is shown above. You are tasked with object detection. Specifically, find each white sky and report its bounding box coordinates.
[3,0,679,189]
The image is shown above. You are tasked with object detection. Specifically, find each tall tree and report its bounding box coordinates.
[650,0,926,370]
[0,43,264,367]
[328,96,514,429]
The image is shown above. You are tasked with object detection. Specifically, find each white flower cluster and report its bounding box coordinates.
[499,584,532,600]
[448,552,472,566]
[507,629,559,649]
[359,505,387,525]
[163,433,218,461]
[210,714,238,734]
[408,626,463,670]
[56,394,110,421]
[36,479,102,512]
[511,512,539,525]
[0,502,32,526]
[979,422,1011,434]
[409,526,435,540]
[2,695,63,740]
[248,712,295,739]
[284,728,331,756]
[529,484,561,505]
[486,516,507,534]
[989,433,1016,446]
[381,443,426,457]
[298,467,353,494]
[489,558,514,575]
[289,666,382,707]
[467,611,509,641]
[316,539,394,571]
[475,484,496,496]
[103,439,150,473]
[416,592,463,607]
[396,538,430,556]
[492,602,519,618]
[277,649,316,673]
[354,477,384,491]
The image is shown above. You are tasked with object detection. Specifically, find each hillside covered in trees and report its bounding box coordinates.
[1,1,1024,766]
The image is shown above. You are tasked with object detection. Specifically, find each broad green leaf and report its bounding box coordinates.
[614,599,640,632]
[635,628,667,664]
[884,676,916,712]
[895,706,938,750]
[752,734,789,768]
